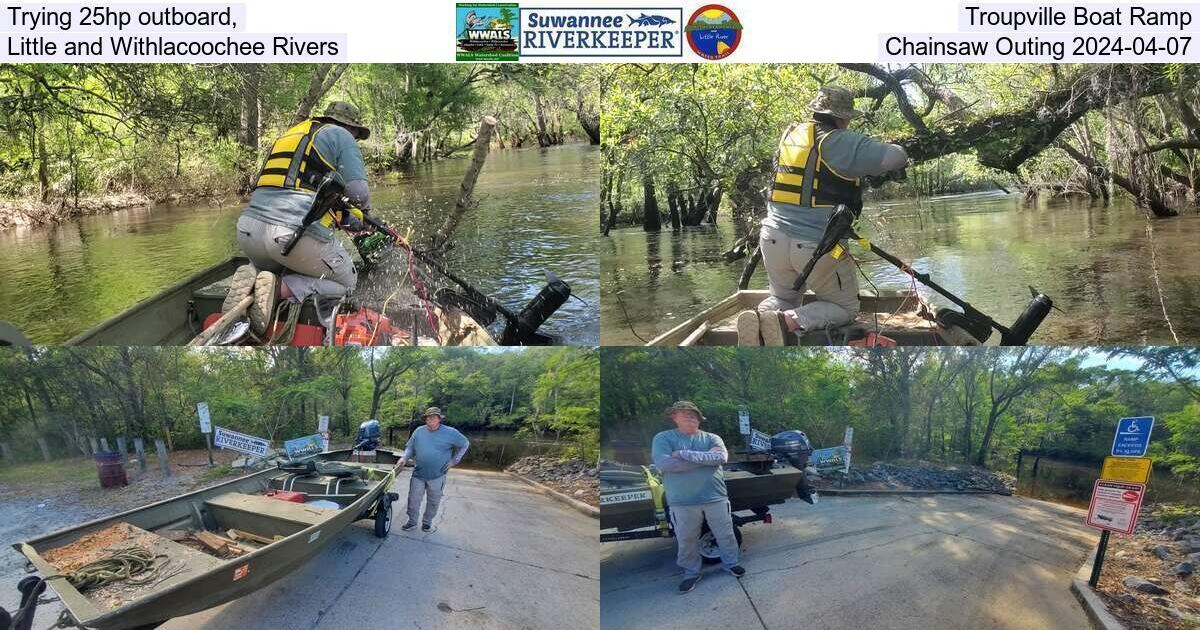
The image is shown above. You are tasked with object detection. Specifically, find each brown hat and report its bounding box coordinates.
[422,407,444,419]
[664,400,705,421]
[809,85,862,120]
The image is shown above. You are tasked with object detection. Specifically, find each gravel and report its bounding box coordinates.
[506,456,598,507]
[812,461,1016,494]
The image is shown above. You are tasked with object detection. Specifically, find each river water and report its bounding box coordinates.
[601,192,1200,345]
[1015,457,1200,509]
[0,143,599,345]
[385,428,566,471]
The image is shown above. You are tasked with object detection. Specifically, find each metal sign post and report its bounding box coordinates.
[197,402,214,466]
[1088,416,1155,587]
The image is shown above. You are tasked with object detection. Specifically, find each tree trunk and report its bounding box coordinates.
[641,175,661,232]
[432,116,498,251]
[293,64,350,123]
[238,64,262,149]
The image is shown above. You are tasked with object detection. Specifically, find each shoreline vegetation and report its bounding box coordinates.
[600,63,1200,236]
[0,63,600,232]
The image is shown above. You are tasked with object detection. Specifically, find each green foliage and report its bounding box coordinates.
[0,63,598,205]
[601,347,1200,480]
[0,346,598,463]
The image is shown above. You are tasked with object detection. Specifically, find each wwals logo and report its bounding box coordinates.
[456,3,519,61]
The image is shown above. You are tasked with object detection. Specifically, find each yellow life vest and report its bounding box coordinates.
[254,119,336,192]
[769,121,860,208]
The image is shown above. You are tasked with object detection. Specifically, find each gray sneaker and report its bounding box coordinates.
[726,565,746,578]
[736,310,760,346]
[400,521,418,531]
[678,574,701,594]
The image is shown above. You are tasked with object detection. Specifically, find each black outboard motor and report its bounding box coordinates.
[771,430,817,505]
[0,576,48,630]
[770,430,813,469]
[355,419,381,451]
[500,272,572,345]
[1000,287,1054,346]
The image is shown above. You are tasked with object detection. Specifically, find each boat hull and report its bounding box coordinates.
[15,450,400,630]
[65,256,496,346]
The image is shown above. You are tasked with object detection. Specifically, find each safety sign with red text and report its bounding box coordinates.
[1085,480,1146,535]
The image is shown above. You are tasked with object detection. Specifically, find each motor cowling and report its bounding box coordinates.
[1001,288,1054,346]
[356,419,381,451]
[771,430,813,470]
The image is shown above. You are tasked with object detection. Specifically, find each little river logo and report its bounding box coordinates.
[685,4,742,60]
[456,3,520,61]
[519,7,684,57]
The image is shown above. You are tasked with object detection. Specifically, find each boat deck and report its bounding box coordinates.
[649,289,969,346]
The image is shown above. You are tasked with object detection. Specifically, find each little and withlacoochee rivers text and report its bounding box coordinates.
[883,4,1197,61]
[3,5,343,59]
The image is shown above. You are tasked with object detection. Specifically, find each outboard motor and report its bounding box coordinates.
[771,430,817,505]
[355,419,381,451]
[770,430,813,469]
[499,272,573,345]
[1001,287,1055,346]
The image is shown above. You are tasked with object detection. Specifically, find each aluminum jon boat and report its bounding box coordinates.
[11,449,402,630]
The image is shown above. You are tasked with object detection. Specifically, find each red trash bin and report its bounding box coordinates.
[94,451,128,488]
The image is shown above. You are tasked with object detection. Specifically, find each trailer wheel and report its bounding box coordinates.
[374,495,393,538]
[698,523,743,564]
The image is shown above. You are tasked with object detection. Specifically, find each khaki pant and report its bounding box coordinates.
[236,214,357,303]
[670,500,740,577]
[758,224,860,330]
[406,474,446,527]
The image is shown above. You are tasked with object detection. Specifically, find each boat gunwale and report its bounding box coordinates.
[16,448,400,628]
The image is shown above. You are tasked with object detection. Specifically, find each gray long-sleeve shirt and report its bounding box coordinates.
[402,425,470,480]
[651,429,729,506]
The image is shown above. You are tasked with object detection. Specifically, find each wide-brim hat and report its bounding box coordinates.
[664,400,705,421]
[809,85,863,120]
[318,101,371,140]
[422,406,444,419]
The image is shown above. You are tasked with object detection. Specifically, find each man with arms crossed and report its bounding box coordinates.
[398,407,470,532]
[652,400,745,594]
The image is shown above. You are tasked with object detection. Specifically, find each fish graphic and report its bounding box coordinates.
[627,13,676,26]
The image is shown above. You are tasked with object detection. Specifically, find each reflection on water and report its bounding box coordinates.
[0,144,599,345]
[601,192,1200,345]
[1016,457,1200,509]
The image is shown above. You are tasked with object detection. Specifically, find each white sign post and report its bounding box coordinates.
[196,402,214,466]
[843,426,854,474]
[318,415,330,452]
[738,409,750,435]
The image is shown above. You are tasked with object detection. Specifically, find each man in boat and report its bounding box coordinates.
[651,400,745,594]
[740,85,909,346]
[397,407,470,532]
[227,101,374,335]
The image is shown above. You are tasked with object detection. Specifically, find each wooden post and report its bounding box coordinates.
[0,442,12,465]
[154,438,171,477]
[116,436,127,457]
[134,437,147,472]
[99,437,110,452]
[89,437,99,455]
[432,116,498,251]
[36,437,51,462]
[205,432,214,467]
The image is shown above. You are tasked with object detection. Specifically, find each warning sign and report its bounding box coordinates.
[1100,456,1152,484]
[1086,480,1146,535]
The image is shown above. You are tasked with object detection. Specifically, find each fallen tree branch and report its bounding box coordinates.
[1057,141,1178,217]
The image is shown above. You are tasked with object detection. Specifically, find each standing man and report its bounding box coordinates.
[398,407,470,532]
[227,101,374,335]
[651,401,745,594]
[739,85,908,345]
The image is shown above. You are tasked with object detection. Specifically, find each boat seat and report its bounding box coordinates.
[205,492,337,530]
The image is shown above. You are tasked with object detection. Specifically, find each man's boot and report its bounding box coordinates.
[759,311,787,346]
[736,310,760,346]
[223,263,258,313]
[249,271,279,336]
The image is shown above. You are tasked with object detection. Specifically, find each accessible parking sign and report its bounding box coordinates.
[1111,416,1154,457]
